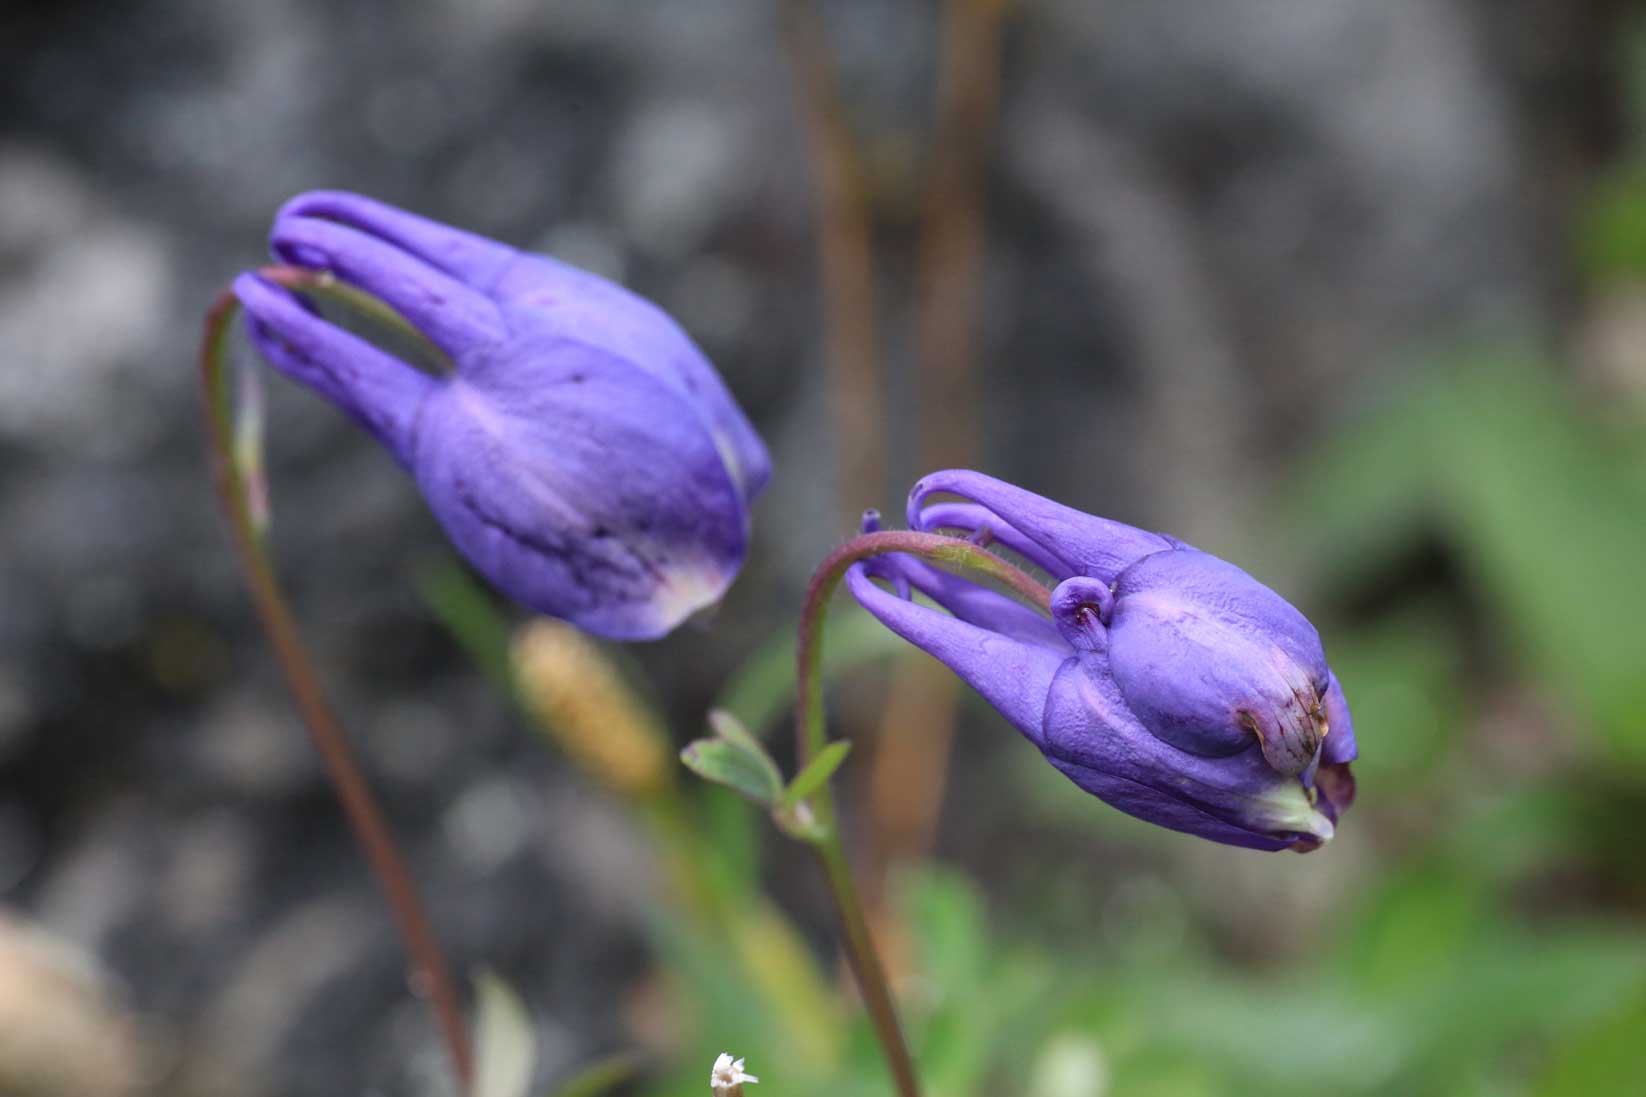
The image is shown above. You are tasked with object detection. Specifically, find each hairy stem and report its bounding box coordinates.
[792,530,1050,1097]
[200,273,473,1091]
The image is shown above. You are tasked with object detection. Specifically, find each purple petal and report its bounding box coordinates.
[494,254,770,502]
[1314,763,1356,825]
[275,191,518,290]
[908,501,1074,579]
[856,551,1066,653]
[270,216,507,356]
[1107,549,1328,775]
[907,470,1175,582]
[845,564,1066,745]
[1044,758,1298,850]
[233,272,436,468]
[1321,671,1358,765]
[413,336,749,641]
[270,196,767,504]
[1042,655,1334,847]
[1050,575,1115,653]
[1115,547,1326,676]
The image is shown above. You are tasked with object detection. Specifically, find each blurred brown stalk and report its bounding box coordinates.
[783,0,886,526]
[871,0,1009,887]
[782,0,1010,946]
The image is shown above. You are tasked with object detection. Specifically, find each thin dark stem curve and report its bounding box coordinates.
[791,529,1050,1097]
[200,276,473,1091]
[796,530,1051,764]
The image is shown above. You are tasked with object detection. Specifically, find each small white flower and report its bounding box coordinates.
[711,1052,759,1093]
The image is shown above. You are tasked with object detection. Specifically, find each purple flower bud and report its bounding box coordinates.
[848,470,1357,851]
[234,192,769,641]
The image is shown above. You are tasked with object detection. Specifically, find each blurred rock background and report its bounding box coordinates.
[1,1,1642,1096]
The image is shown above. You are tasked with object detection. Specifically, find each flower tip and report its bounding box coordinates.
[1286,801,1336,853]
[650,558,739,629]
[1291,817,1336,853]
[571,555,738,642]
[711,1052,758,1093]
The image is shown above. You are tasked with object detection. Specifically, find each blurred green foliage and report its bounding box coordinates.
[1292,359,1646,770]
[1579,18,1646,283]
[1579,169,1646,280]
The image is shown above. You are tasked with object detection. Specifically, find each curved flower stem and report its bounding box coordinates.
[200,273,473,1092]
[792,530,1050,1097]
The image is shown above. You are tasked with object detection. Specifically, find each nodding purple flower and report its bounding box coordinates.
[234,192,770,641]
[848,470,1357,852]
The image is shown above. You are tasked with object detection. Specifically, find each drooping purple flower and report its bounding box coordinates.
[848,470,1357,851]
[234,191,770,641]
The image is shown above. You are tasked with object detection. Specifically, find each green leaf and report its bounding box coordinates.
[472,971,535,1097]
[777,740,852,813]
[680,738,783,806]
[706,708,770,759]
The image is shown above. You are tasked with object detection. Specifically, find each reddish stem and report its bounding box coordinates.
[200,280,474,1092]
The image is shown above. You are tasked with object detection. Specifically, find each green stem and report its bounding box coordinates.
[792,530,1051,1097]
[200,271,473,1092]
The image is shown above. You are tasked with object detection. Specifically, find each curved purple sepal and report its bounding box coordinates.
[275,190,518,289]
[492,254,771,501]
[1106,549,1329,776]
[907,470,1175,581]
[845,564,1066,743]
[1041,655,1334,849]
[233,272,436,468]
[1322,671,1357,766]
